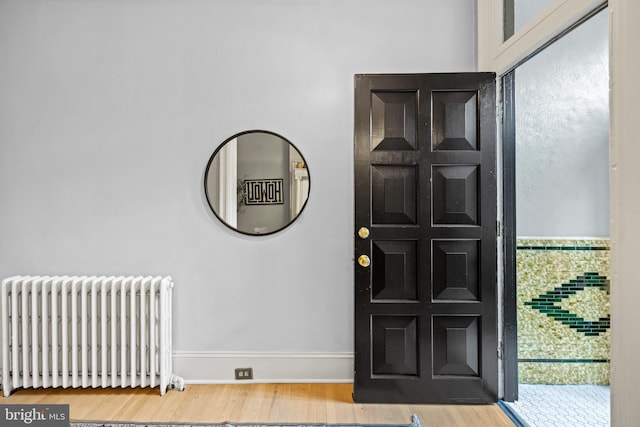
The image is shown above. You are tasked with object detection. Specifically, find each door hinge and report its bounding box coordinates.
[498,342,504,360]
[497,219,502,237]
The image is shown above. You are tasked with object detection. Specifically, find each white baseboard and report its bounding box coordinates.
[173,351,354,384]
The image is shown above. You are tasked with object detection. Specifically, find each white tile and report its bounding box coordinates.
[504,385,610,427]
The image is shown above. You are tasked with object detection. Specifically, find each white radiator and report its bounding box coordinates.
[0,275,183,397]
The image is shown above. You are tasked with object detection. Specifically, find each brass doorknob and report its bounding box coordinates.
[358,227,370,239]
[358,255,371,268]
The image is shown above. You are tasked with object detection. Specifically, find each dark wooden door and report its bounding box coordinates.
[353,73,498,403]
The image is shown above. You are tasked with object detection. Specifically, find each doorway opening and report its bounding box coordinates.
[502,6,610,426]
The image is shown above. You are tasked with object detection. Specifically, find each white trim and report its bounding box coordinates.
[477,0,500,71]
[479,0,606,74]
[609,0,640,423]
[218,138,237,227]
[173,352,354,384]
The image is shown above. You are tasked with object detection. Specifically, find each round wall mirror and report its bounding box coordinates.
[204,130,310,235]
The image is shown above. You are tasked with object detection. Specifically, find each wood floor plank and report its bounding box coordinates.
[2,384,514,427]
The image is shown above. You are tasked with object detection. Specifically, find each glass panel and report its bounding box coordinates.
[515,9,609,237]
[504,0,560,40]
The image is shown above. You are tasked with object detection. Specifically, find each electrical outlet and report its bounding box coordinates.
[235,367,253,380]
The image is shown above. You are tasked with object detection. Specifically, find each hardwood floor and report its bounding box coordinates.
[3,383,514,426]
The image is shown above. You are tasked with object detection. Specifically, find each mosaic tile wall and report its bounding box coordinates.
[517,239,610,384]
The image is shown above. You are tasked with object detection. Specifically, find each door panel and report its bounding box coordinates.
[432,239,479,301]
[354,73,497,404]
[432,316,479,376]
[371,90,418,151]
[432,91,478,150]
[372,316,419,376]
[371,240,418,301]
[371,165,418,224]
[432,165,479,225]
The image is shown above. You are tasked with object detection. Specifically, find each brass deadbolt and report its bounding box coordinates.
[358,254,371,268]
[358,227,370,239]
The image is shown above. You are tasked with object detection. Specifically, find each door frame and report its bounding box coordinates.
[498,3,609,402]
[502,71,518,401]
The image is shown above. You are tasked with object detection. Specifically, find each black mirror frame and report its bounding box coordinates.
[204,130,311,236]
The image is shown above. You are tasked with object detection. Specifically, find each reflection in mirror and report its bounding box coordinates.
[204,130,310,235]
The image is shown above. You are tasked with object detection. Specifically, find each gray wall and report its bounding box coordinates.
[0,0,476,355]
[515,9,609,237]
